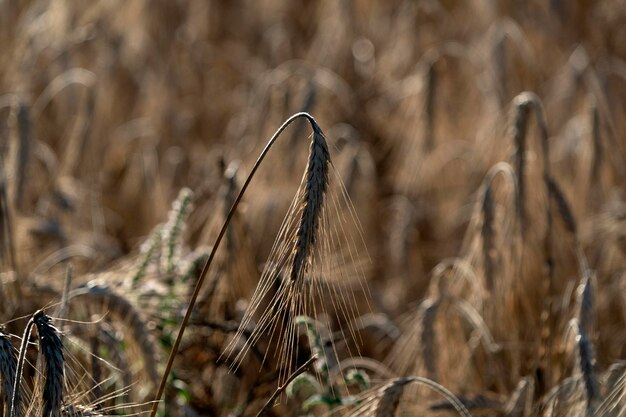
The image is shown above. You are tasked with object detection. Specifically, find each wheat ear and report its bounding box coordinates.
[290,126,329,282]
[149,112,327,417]
[34,312,64,417]
[512,92,554,394]
[0,331,16,415]
[576,323,598,416]
[481,183,496,291]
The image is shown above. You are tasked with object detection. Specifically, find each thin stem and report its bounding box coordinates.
[149,112,321,417]
[255,355,317,417]
[11,311,40,417]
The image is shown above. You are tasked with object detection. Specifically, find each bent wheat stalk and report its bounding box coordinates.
[12,311,39,417]
[347,376,473,417]
[149,112,330,417]
[511,91,555,394]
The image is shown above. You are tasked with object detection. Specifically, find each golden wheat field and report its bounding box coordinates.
[0,1,624,416]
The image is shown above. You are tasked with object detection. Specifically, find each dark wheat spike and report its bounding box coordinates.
[34,312,64,417]
[577,324,599,416]
[481,184,496,291]
[546,176,577,236]
[0,331,16,415]
[589,99,602,186]
[290,127,330,282]
[419,299,440,381]
[512,92,551,233]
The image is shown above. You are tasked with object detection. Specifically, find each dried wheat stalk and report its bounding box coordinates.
[347,376,473,417]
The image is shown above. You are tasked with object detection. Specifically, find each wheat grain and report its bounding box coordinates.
[290,127,329,283]
[34,312,64,417]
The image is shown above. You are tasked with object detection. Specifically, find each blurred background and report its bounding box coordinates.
[0,1,624,416]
